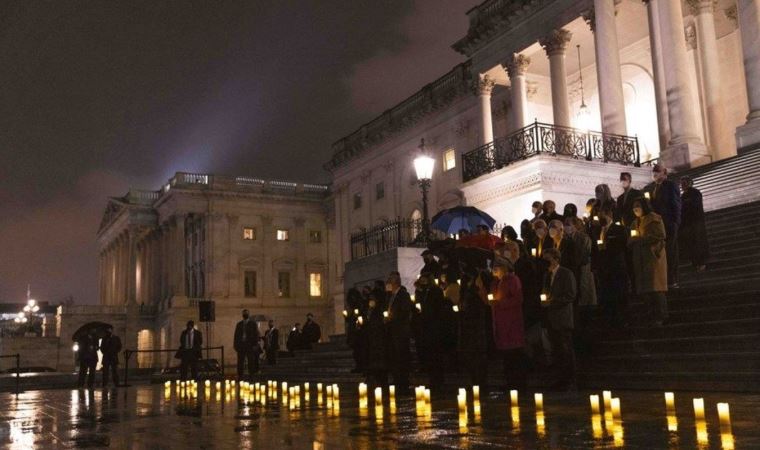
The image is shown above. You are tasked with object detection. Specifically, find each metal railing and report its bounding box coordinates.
[122,346,225,386]
[462,120,640,182]
[0,353,21,394]
[350,218,446,260]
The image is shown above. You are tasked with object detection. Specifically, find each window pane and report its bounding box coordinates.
[309,273,322,297]
[276,229,289,241]
[278,272,290,297]
[443,149,456,171]
[243,227,255,240]
[244,271,257,297]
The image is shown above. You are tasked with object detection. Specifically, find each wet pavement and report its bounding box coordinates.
[0,382,758,449]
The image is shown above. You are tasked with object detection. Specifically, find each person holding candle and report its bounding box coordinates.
[594,207,629,326]
[629,198,669,326]
[503,241,545,365]
[540,200,564,225]
[346,288,368,374]
[501,225,527,258]
[286,322,302,356]
[489,257,527,390]
[678,176,709,272]
[385,271,414,395]
[413,272,448,390]
[529,201,544,224]
[458,267,492,389]
[420,250,442,279]
[564,217,596,354]
[541,248,577,390]
[548,220,578,276]
[616,172,642,228]
[363,289,389,387]
[591,184,618,223]
[644,164,682,288]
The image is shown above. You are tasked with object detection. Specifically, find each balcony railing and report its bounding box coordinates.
[350,219,446,260]
[462,121,640,182]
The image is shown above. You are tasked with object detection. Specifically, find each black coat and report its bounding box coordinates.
[78,335,99,364]
[514,256,540,326]
[543,267,577,330]
[387,287,413,369]
[540,211,564,225]
[364,295,389,372]
[179,329,203,359]
[100,334,122,364]
[264,327,280,351]
[413,285,448,357]
[596,223,628,278]
[234,319,260,353]
[646,180,682,236]
[616,188,642,227]
[457,281,491,353]
[302,320,322,345]
[679,187,710,265]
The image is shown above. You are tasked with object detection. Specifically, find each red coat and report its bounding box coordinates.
[490,274,525,350]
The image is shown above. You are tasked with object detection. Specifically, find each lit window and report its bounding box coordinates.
[376,182,385,200]
[276,229,289,241]
[278,272,291,297]
[309,230,322,243]
[309,273,322,297]
[244,271,257,297]
[443,148,456,171]
[243,227,255,240]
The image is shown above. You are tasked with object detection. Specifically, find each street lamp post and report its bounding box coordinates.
[413,139,435,243]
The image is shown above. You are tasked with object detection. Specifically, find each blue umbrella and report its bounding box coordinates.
[430,206,497,235]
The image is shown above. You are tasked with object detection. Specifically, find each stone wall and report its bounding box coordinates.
[0,337,62,372]
[345,247,425,295]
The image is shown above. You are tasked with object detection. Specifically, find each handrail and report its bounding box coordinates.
[0,353,21,394]
[122,346,225,386]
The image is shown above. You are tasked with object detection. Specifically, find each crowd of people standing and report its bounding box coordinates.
[345,164,710,393]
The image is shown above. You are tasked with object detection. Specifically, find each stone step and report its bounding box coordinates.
[638,301,760,323]
[613,317,760,339]
[679,270,760,287]
[585,351,760,373]
[691,155,760,185]
[704,208,760,227]
[594,333,760,355]
[578,370,760,392]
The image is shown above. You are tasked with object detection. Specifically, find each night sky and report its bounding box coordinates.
[0,1,476,304]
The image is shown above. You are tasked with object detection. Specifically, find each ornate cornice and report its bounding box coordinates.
[473,74,496,96]
[724,4,738,28]
[504,53,531,78]
[685,22,697,50]
[540,29,572,56]
[325,61,473,173]
[454,119,471,137]
[686,0,717,15]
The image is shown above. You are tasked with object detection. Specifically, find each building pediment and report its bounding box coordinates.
[238,256,263,267]
[97,199,126,235]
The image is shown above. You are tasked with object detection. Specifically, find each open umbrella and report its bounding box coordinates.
[71,321,112,342]
[431,206,497,235]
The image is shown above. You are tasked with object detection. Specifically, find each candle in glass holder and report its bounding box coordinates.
[473,400,481,416]
[596,239,603,246]
[540,294,548,303]
[457,388,467,411]
[374,387,382,404]
[332,384,339,400]
[359,382,367,397]
[510,389,518,407]
[644,192,651,199]
[389,385,395,399]
[383,311,389,319]
[434,278,440,285]
[611,397,621,419]
[410,294,415,302]
[531,248,537,257]
[353,308,359,315]
[593,215,599,222]
[357,316,364,325]
[424,388,431,404]
[664,392,675,411]
[534,393,543,411]
[342,310,348,317]
[589,394,600,414]
[511,406,520,428]
[487,293,494,302]
[603,391,612,411]
[717,402,732,433]
[453,305,459,312]
[416,303,422,312]
[415,386,423,402]
[667,413,678,432]
[472,385,480,402]
[693,398,705,421]
[630,230,638,237]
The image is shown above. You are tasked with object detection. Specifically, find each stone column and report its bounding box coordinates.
[688,0,732,159]
[504,53,531,131]
[127,228,138,306]
[475,74,495,145]
[736,0,760,149]
[657,0,710,168]
[643,0,671,152]
[585,0,627,135]
[540,29,573,128]
[175,216,186,297]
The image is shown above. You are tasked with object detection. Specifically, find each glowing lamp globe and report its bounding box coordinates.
[414,154,435,181]
[575,102,591,132]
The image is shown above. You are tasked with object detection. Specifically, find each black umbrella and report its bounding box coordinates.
[71,321,112,342]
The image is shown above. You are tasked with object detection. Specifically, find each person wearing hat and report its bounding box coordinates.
[679,176,709,272]
[489,256,527,390]
[645,164,682,288]
[420,250,441,279]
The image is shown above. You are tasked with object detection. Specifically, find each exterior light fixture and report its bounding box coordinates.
[575,44,591,132]
[413,139,435,243]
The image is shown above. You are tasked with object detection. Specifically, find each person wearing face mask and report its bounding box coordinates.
[540,200,563,225]
[629,198,669,326]
[520,219,537,253]
[594,206,629,326]
[529,200,543,223]
[563,203,578,220]
[385,271,414,395]
[644,164,681,288]
[616,172,641,227]
[591,184,618,223]
[679,176,709,272]
[532,220,550,258]
[234,309,260,382]
[565,217,597,340]
[541,248,577,390]
[548,219,578,277]
[489,257,527,390]
[413,272,448,389]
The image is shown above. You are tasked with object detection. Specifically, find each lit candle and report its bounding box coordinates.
[721,433,735,450]
[540,293,547,303]
[415,303,422,312]
[410,294,415,302]
[696,421,709,445]
[593,215,599,222]
[536,411,545,436]
[374,387,382,404]
[164,380,171,388]
[487,293,494,302]
[453,305,459,312]
[592,414,603,439]
[511,406,520,428]
[383,311,389,319]
[717,402,732,433]
[664,392,675,411]
[589,394,600,415]
[389,385,395,400]
[510,389,518,407]
[359,382,367,397]
[415,386,423,402]
[693,398,705,421]
[357,316,364,325]
[611,397,621,420]
[458,388,467,411]
[596,239,603,246]
[472,385,480,402]
[434,278,439,285]
[603,391,612,411]
[342,310,348,317]
[667,414,678,432]
[353,308,359,315]
[473,400,481,416]
[531,248,537,257]
[644,192,651,199]
[630,229,638,237]
[424,388,431,404]
[332,384,339,400]
[534,393,543,411]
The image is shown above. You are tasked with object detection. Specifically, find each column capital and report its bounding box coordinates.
[685,21,697,50]
[583,1,623,31]
[540,29,572,56]
[723,4,738,28]
[473,74,495,96]
[685,0,717,15]
[503,53,531,78]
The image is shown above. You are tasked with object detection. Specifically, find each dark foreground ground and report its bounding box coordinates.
[0,383,757,449]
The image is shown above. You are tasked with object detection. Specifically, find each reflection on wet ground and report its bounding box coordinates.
[0,382,758,449]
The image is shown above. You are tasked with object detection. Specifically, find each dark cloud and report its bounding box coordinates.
[0,0,476,303]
